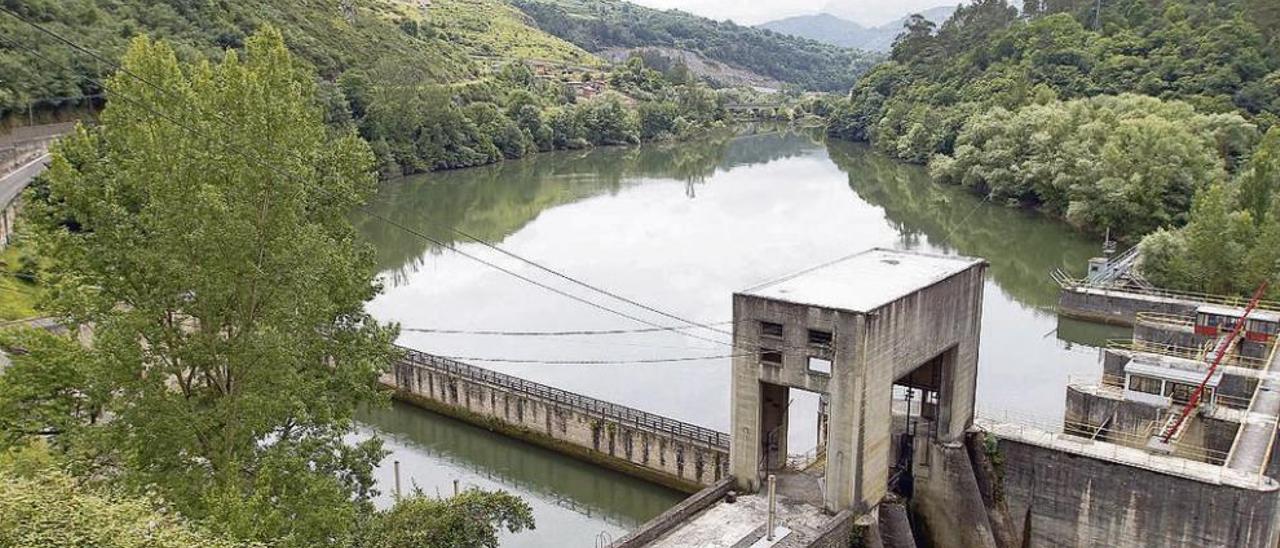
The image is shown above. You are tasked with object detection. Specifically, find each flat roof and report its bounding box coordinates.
[1196,304,1280,324]
[740,248,985,313]
[1126,360,1222,386]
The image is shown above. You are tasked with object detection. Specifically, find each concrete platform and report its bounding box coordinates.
[977,418,1277,491]
[1226,346,1280,475]
[647,491,831,548]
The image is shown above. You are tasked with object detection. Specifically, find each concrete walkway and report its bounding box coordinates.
[1226,345,1280,475]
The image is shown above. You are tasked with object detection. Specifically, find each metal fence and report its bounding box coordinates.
[396,347,730,450]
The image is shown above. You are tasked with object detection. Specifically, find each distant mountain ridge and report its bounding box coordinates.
[758,6,957,52]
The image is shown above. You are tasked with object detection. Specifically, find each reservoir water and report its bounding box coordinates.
[355,127,1127,545]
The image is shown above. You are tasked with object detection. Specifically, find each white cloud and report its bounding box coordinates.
[628,0,957,26]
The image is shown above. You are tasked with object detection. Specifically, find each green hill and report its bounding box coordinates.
[510,0,879,91]
[830,0,1280,166]
[0,0,596,118]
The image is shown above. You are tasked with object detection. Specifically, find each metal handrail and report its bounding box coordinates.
[1134,311,1196,329]
[1109,339,1267,370]
[1058,278,1280,312]
[393,347,730,449]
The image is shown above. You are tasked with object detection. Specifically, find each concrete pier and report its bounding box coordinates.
[385,348,729,492]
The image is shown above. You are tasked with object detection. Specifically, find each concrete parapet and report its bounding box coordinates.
[386,348,729,493]
[805,509,859,548]
[1058,287,1198,326]
[610,477,734,548]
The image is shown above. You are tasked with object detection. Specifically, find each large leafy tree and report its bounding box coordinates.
[1140,129,1280,297]
[4,28,534,547]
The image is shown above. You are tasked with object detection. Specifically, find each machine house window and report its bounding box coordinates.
[808,329,833,348]
[761,321,784,340]
[760,348,783,366]
[1165,382,1200,404]
[1128,375,1162,395]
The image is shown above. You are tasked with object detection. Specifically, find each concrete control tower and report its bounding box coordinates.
[729,248,987,513]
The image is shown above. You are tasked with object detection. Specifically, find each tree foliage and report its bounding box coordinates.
[831,0,1280,164]
[361,489,535,548]
[511,0,879,91]
[0,468,250,548]
[930,94,1254,237]
[1140,128,1280,297]
[3,28,534,547]
[353,56,728,176]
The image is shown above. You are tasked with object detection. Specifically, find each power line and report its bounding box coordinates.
[0,27,745,352]
[447,226,736,339]
[400,321,733,336]
[436,353,747,365]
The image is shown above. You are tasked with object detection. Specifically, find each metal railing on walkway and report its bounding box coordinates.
[1055,275,1280,312]
[396,347,730,449]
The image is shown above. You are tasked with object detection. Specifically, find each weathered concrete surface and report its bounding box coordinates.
[912,441,998,548]
[731,249,987,513]
[966,433,1020,548]
[1058,287,1198,326]
[612,477,734,548]
[387,350,728,493]
[644,491,832,547]
[805,509,858,548]
[1227,346,1280,475]
[877,503,916,548]
[980,422,1280,548]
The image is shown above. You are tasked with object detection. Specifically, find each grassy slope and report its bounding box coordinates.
[0,241,44,321]
[422,0,600,65]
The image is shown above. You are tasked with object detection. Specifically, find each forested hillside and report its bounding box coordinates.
[0,0,595,118]
[4,0,758,178]
[828,0,1280,297]
[511,0,879,91]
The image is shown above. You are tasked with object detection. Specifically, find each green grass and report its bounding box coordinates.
[0,240,45,322]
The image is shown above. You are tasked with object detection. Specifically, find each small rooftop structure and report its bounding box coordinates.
[742,249,985,314]
[1197,304,1280,325]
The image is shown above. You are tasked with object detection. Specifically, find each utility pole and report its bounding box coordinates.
[1094,0,1103,31]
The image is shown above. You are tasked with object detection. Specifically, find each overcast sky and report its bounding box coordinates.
[628,0,957,26]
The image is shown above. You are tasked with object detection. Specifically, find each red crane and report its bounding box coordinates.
[1160,282,1270,443]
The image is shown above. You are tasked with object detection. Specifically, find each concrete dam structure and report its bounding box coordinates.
[387,248,1280,547]
[385,349,729,493]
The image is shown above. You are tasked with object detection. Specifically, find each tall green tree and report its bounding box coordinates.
[7,28,534,547]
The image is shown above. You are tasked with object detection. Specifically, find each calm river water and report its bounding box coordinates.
[355,127,1127,546]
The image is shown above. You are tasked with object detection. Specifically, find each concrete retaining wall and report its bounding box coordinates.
[989,435,1280,547]
[805,509,859,548]
[387,349,729,493]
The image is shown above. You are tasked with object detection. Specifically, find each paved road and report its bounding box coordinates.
[0,153,50,209]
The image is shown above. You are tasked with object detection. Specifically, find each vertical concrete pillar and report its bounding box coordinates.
[939,271,984,443]
[730,296,763,493]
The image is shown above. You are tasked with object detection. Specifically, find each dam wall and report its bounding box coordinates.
[977,422,1280,548]
[386,348,729,493]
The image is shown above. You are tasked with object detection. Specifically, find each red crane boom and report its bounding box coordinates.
[1160,282,1270,443]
